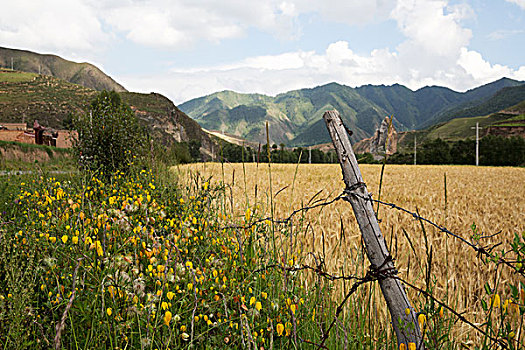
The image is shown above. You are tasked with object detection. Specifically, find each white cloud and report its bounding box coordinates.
[487,29,524,40]
[2,0,523,106]
[123,31,525,104]
[505,0,525,10]
[458,48,525,83]
[99,0,304,48]
[0,0,107,56]
[123,0,523,104]
[293,0,396,25]
[0,0,399,54]
[391,0,472,57]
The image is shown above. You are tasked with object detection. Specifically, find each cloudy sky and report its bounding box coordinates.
[1,0,525,104]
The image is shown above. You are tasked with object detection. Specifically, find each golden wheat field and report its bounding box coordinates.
[175,162,525,343]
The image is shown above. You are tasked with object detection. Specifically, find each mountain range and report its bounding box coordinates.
[180,78,525,146]
[2,46,524,154]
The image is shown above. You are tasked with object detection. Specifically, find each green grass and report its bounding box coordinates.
[397,111,525,153]
[0,140,74,172]
[425,113,508,141]
[0,168,361,349]
[0,140,70,153]
[0,69,38,83]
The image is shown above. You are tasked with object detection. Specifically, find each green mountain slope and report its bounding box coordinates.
[396,99,525,152]
[180,78,524,146]
[0,47,126,92]
[181,83,389,146]
[0,69,212,151]
[422,84,525,127]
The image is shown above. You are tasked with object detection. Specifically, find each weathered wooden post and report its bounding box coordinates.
[323,110,423,349]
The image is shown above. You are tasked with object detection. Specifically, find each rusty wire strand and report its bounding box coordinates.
[217,187,523,347]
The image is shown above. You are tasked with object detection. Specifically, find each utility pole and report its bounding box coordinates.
[11,57,14,70]
[471,122,482,166]
[308,147,312,164]
[413,134,417,165]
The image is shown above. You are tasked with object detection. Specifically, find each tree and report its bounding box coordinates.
[418,138,451,164]
[73,91,146,175]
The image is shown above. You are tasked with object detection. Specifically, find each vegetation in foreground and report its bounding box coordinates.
[180,162,525,348]
[1,162,524,349]
[0,140,75,172]
[1,90,524,349]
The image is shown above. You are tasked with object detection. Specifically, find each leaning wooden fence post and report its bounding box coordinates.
[323,110,423,349]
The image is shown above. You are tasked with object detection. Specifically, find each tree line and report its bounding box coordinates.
[387,136,525,166]
[215,142,338,164]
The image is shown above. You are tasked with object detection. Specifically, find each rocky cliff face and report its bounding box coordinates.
[353,117,397,157]
[486,124,525,138]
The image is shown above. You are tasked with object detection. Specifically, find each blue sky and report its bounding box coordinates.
[1,0,524,104]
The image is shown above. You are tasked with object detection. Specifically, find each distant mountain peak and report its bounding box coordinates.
[0,46,127,92]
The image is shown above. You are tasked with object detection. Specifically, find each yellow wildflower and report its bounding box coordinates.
[408,343,416,350]
[107,308,112,316]
[491,294,501,308]
[418,314,427,333]
[167,291,175,300]
[61,235,68,244]
[95,240,103,257]
[276,323,284,336]
[164,311,172,326]
[503,299,510,312]
[255,301,262,311]
[250,296,256,306]
[399,344,406,350]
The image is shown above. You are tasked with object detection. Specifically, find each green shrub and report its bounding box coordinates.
[73,91,146,175]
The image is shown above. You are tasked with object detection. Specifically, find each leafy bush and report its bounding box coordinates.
[73,91,146,174]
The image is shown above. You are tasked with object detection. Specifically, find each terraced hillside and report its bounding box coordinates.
[0,69,213,152]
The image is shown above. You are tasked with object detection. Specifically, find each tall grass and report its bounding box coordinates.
[0,165,371,349]
[1,160,523,349]
[179,162,525,348]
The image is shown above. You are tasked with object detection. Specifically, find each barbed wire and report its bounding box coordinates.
[346,190,524,278]
[220,193,347,231]
[394,275,510,349]
[217,185,523,348]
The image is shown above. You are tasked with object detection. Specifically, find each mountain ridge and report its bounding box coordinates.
[0,47,127,92]
[180,78,525,146]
